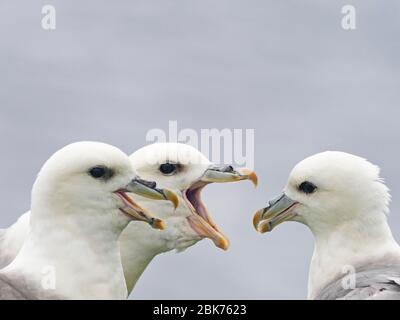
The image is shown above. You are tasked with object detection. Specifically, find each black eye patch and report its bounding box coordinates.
[298,181,317,194]
[88,166,114,180]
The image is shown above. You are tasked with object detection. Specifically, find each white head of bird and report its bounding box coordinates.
[254,151,391,236]
[253,151,400,299]
[127,142,258,252]
[118,142,257,293]
[30,141,167,235]
[5,141,174,299]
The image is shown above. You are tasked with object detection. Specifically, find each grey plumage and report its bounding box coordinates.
[0,273,29,300]
[0,268,66,300]
[316,258,400,300]
[0,230,12,269]
[0,213,30,269]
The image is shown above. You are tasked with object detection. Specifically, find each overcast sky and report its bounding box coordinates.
[0,1,399,299]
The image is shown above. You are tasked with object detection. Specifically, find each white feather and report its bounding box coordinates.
[283,151,400,299]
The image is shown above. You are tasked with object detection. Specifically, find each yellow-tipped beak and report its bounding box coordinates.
[237,168,258,187]
[116,177,179,229]
[124,178,179,209]
[163,189,179,210]
[115,190,165,230]
[253,208,264,231]
[252,194,298,233]
[200,166,258,187]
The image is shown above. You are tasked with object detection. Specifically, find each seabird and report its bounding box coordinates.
[0,142,257,296]
[253,151,400,300]
[120,142,258,293]
[0,142,177,299]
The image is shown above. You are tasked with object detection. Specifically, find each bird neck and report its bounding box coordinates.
[8,207,129,299]
[119,222,170,295]
[0,212,30,269]
[307,211,400,299]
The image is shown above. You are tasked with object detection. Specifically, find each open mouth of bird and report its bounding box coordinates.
[182,166,257,250]
[113,178,179,230]
[115,191,165,230]
[184,181,230,250]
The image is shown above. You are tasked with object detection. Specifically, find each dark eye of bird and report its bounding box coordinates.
[299,181,317,194]
[159,163,177,175]
[89,166,110,179]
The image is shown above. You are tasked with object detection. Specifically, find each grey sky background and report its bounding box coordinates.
[0,1,399,299]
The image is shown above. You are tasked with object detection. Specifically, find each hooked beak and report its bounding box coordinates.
[115,178,179,230]
[124,178,179,209]
[200,166,258,187]
[253,193,298,233]
[185,165,258,250]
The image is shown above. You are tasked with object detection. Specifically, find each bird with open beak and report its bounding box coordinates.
[119,142,258,293]
[0,142,178,299]
[0,142,257,297]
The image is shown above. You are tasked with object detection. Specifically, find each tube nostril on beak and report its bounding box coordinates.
[137,178,157,189]
[149,181,157,189]
[222,165,234,173]
[269,194,286,207]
